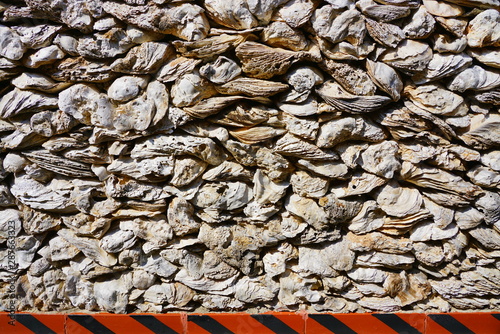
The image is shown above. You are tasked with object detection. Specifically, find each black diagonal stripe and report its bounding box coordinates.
[130,315,180,334]
[372,314,421,334]
[68,315,114,334]
[251,314,299,334]
[188,315,234,334]
[428,314,474,334]
[493,314,500,321]
[15,314,57,334]
[309,314,357,334]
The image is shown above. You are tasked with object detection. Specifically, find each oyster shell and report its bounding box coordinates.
[422,0,464,17]
[111,42,174,74]
[316,81,391,114]
[200,56,241,84]
[204,0,288,29]
[365,18,405,48]
[467,9,500,48]
[357,0,411,22]
[102,2,209,41]
[0,25,27,60]
[215,77,289,97]
[235,41,314,79]
[0,88,58,119]
[380,39,433,73]
[172,34,245,58]
[447,65,500,92]
[230,126,286,144]
[365,59,403,101]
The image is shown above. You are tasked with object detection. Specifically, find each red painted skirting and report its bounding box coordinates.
[0,312,499,333]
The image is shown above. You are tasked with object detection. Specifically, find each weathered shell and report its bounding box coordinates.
[12,73,71,93]
[200,56,241,84]
[447,65,500,92]
[0,25,27,60]
[380,39,433,73]
[422,0,464,17]
[204,0,284,29]
[290,170,329,198]
[111,42,174,74]
[322,60,377,96]
[254,169,289,204]
[311,7,365,44]
[375,181,423,217]
[12,24,62,49]
[435,16,468,37]
[183,95,269,119]
[433,34,467,54]
[459,114,500,150]
[261,21,308,51]
[467,49,500,69]
[274,0,316,28]
[0,88,58,119]
[317,116,387,148]
[412,52,473,84]
[316,81,392,114]
[400,162,484,206]
[172,34,245,58]
[107,76,149,102]
[365,18,405,48]
[51,57,117,83]
[211,103,277,127]
[403,6,436,39]
[131,134,226,165]
[365,59,403,101]
[156,56,202,83]
[24,45,65,68]
[215,77,289,97]
[230,126,286,144]
[170,157,208,187]
[235,41,315,79]
[403,83,468,116]
[274,133,338,160]
[357,0,411,22]
[467,9,500,48]
[102,2,209,41]
[171,72,216,107]
[58,84,115,127]
[77,28,134,59]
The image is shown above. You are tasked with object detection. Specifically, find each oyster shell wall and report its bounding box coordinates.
[0,0,499,314]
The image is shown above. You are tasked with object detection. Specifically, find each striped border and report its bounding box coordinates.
[0,312,499,333]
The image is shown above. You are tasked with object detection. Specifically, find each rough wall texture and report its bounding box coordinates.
[0,0,499,314]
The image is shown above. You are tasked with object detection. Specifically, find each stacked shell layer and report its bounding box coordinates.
[0,0,499,313]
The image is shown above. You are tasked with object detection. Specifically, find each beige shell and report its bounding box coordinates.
[274,133,338,160]
[412,52,473,84]
[23,149,94,178]
[235,41,316,79]
[229,126,286,144]
[357,0,411,22]
[366,59,403,101]
[261,21,308,51]
[380,39,433,73]
[316,81,391,114]
[210,103,278,127]
[215,77,289,97]
[172,34,246,58]
[365,18,404,48]
[422,0,464,17]
[404,83,468,116]
[183,95,270,119]
[156,57,202,83]
[322,59,377,96]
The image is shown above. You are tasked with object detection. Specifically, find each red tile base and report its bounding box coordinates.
[0,312,498,333]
